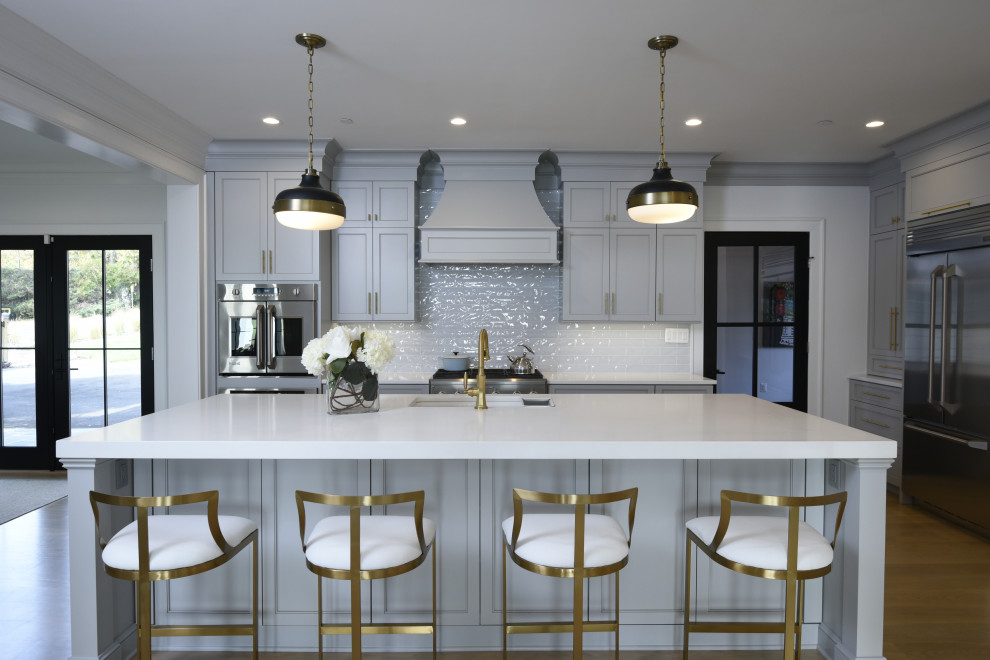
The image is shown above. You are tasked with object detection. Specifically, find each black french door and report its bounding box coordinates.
[703,232,809,411]
[0,235,153,470]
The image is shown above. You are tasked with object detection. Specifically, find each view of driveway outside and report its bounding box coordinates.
[1,248,141,448]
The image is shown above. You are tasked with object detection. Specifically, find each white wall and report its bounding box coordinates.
[704,185,870,423]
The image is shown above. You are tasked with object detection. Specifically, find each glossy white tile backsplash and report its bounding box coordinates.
[360,263,693,374]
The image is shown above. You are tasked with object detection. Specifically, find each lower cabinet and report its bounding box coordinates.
[150,457,818,651]
[848,376,903,489]
[549,383,714,394]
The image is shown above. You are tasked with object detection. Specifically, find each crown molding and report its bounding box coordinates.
[706,161,871,186]
[888,100,990,171]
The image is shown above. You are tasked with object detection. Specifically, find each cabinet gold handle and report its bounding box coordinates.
[658,293,663,315]
[605,292,610,314]
[877,364,904,371]
[367,292,371,314]
[374,213,378,222]
[923,201,971,216]
[261,249,266,274]
[892,307,899,349]
[862,391,891,399]
[375,292,379,314]
[612,292,617,314]
[862,417,890,429]
[889,307,895,350]
[269,250,273,273]
[367,213,371,221]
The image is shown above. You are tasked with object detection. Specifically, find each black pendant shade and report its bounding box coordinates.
[625,166,699,224]
[272,170,346,230]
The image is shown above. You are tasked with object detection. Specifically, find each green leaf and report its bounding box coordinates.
[341,360,364,385]
[362,375,379,401]
[329,358,348,375]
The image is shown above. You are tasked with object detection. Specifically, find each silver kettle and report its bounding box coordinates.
[506,344,535,374]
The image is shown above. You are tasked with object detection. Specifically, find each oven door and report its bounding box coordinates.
[218,302,268,375]
[264,300,317,375]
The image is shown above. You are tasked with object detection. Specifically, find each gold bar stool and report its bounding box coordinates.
[501,487,638,660]
[683,490,847,660]
[295,489,436,659]
[89,490,258,659]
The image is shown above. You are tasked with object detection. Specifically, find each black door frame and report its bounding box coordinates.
[703,231,810,412]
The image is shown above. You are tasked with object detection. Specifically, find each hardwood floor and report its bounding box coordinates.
[2,493,988,659]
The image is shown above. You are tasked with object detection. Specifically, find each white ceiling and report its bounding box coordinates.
[2,0,990,168]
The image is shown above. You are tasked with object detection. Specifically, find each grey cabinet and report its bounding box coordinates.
[214,172,320,281]
[657,229,704,322]
[330,227,415,321]
[548,383,714,394]
[867,184,905,380]
[562,226,657,321]
[332,180,415,227]
[848,377,903,489]
[904,141,990,220]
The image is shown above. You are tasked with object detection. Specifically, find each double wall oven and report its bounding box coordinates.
[217,283,318,377]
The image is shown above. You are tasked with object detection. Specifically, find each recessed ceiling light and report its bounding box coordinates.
[685,118,702,126]
[816,120,833,127]
[450,117,467,126]
[866,120,885,128]
[262,117,280,125]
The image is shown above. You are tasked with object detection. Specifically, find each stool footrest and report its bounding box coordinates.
[152,624,255,637]
[320,623,434,635]
[507,620,618,635]
[687,621,792,634]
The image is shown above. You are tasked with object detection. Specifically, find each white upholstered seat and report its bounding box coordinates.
[90,490,258,660]
[501,487,638,660]
[683,490,847,660]
[296,490,436,660]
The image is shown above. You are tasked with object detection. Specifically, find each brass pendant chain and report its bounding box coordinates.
[657,44,667,169]
[307,44,315,172]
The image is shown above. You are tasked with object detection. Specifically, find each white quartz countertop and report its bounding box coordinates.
[57,393,894,461]
[380,371,715,386]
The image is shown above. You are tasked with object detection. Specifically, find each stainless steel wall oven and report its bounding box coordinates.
[217,283,318,376]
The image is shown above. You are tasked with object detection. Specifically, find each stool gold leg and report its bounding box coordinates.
[502,538,508,660]
[252,538,258,660]
[796,580,805,660]
[683,536,692,660]
[317,576,324,660]
[137,581,151,660]
[351,572,361,659]
[615,570,620,660]
[783,575,797,660]
[432,541,437,660]
[573,571,583,660]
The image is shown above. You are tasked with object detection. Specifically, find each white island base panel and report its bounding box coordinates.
[58,394,893,660]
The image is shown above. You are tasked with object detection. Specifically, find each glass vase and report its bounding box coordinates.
[327,378,380,415]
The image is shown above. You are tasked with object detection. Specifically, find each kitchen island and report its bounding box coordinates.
[58,393,893,660]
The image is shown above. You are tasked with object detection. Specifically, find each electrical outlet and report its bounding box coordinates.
[827,459,843,490]
[114,459,129,490]
[664,328,690,344]
[759,382,768,393]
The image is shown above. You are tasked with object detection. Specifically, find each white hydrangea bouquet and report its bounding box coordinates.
[301,325,396,414]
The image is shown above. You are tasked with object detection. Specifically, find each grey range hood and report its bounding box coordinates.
[418,153,560,264]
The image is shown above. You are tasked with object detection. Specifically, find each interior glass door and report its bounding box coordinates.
[704,232,809,411]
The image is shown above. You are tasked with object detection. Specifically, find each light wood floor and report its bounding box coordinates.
[2,493,989,659]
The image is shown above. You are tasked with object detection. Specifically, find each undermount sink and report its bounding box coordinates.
[409,396,554,408]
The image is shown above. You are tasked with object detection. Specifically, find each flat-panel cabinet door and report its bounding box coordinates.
[657,229,703,322]
[268,173,319,280]
[563,182,610,227]
[334,180,373,225]
[373,181,415,226]
[870,184,904,234]
[868,230,905,360]
[331,228,373,321]
[611,227,657,321]
[562,228,609,320]
[215,172,267,279]
[373,228,415,320]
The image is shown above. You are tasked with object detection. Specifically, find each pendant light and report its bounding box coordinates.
[626,35,698,224]
[273,33,346,230]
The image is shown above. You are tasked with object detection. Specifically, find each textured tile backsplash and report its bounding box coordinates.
[362,263,693,374]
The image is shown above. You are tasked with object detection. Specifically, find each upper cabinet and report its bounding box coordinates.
[867,183,905,380]
[563,180,704,229]
[214,172,320,281]
[330,227,415,322]
[656,229,704,321]
[562,226,657,321]
[333,180,415,227]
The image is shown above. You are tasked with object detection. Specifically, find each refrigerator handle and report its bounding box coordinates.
[268,304,277,369]
[940,264,960,413]
[255,305,266,371]
[904,421,987,451]
[928,265,945,411]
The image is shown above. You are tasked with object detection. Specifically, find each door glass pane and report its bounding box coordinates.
[105,250,141,349]
[1,250,37,448]
[760,246,796,322]
[70,349,104,435]
[107,349,141,425]
[68,250,104,348]
[758,327,794,402]
[231,317,259,356]
[716,327,753,395]
[716,246,754,323]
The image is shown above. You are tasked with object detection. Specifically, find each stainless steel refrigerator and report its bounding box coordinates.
[903,204,990,535]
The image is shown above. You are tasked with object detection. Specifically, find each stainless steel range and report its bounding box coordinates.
[429,368,548,395]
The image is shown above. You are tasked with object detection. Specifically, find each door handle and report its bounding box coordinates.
[928,265,944,411]
[716,369,726,375]
[255,305,266,370]
[268,305,277,369]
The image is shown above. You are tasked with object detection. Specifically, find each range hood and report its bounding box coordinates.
[419,152,559,264]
